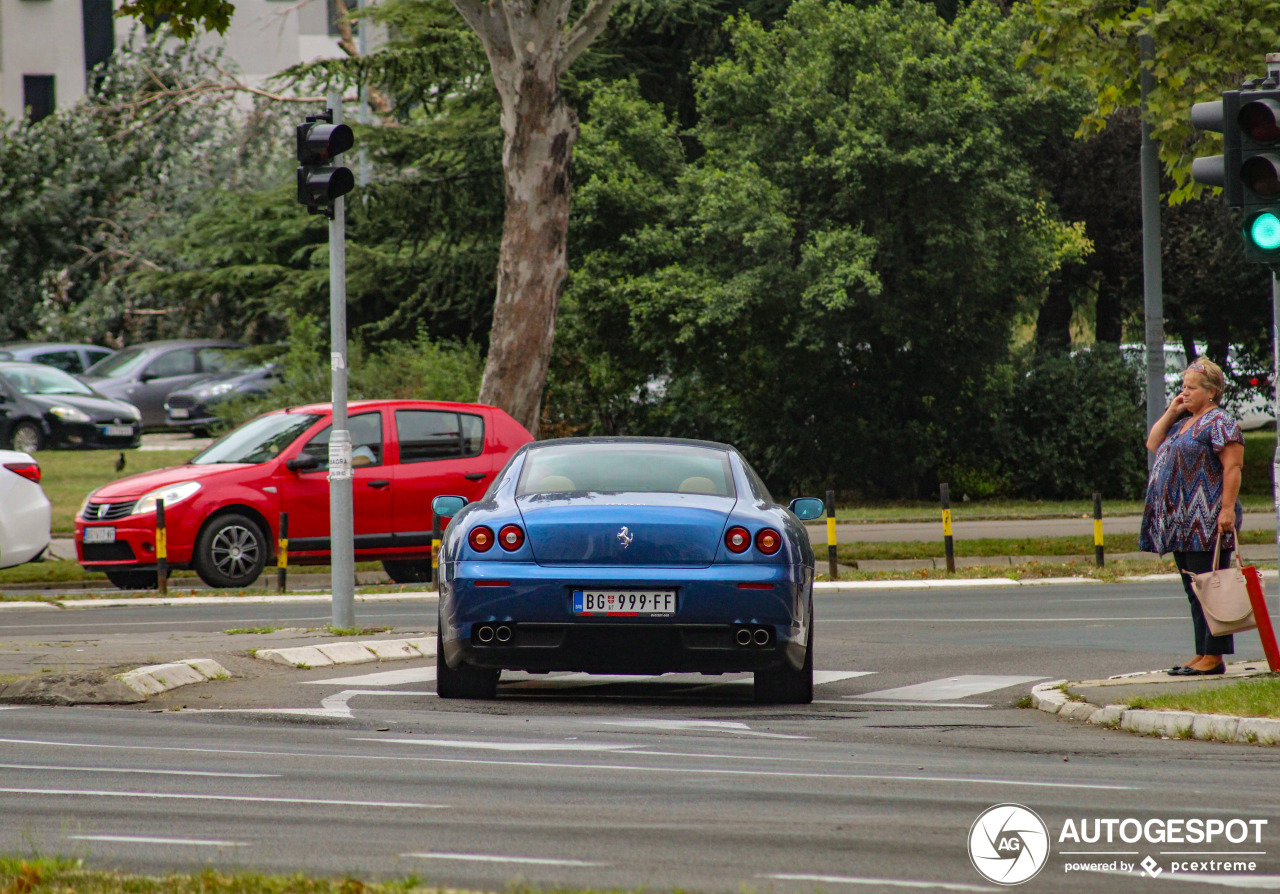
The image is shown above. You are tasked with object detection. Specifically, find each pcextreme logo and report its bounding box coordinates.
[968,803,1051,885]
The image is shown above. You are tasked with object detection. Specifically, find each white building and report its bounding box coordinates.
[0,0,357,122]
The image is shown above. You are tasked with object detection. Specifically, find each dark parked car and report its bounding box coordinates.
[165,362,282,435]
[0,342,114,375]
[0,362,142,452]
[81,339,244,429]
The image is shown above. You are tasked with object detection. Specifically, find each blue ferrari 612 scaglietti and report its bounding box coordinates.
[431,437,825,703]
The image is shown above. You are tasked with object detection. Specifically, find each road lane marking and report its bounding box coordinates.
[351,738,641,752]
[342,752,1134,790]
[847,675,1045,702]
[595,720,806,739]
[70,835,248,847]
[0,738,1136,790]
[190,689,418,719]
[0,788,444,808]
[404,852,605,867]
[0,764,277,778]
[302,667,437,686]
[814,700,992,708]
[1094,870,1280,888]
[766,873,997,891]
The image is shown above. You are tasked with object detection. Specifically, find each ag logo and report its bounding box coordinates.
[968,803,1050,885]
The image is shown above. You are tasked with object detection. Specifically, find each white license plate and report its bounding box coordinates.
[573,589,676,616]
[102,424,133,436]
[169,408,189,419]
[83,526,116,544]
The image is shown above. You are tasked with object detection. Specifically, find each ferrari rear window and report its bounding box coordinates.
[516,444,735,498]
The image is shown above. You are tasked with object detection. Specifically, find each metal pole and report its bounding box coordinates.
[277,511,289,595]
[328,89,355,628]
[1093,492,1105,568]
[825,489,837,580]
[356,0,371,190]
[940,483,955,574]
[431,510,442,591]
[1140,33,1165,471]
[155,499,167,595]
[1272,270,1279,580]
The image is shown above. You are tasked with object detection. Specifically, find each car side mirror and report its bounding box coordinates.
[286,452,321,472]
[789,497,825,521]
[432,495,467,517]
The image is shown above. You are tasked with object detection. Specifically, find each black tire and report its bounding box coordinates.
[754,618,814,705]
[193,512,269,588]
[104,570,158,590]
[10,421,42,454]
[382,560,432,584]
[436,628,499,699]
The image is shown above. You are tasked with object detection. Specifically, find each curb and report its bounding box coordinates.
[117,658,231,697]
[1029,680,1280,746]
[253,636,436,668]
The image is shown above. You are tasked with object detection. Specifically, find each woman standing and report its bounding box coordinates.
[1139,357,1244,676]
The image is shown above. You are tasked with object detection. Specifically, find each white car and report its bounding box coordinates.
[0,449,52,568]
[1121,343,1275,431]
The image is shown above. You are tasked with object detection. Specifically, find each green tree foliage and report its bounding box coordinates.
[0,38,289,343]
[217,313,483,430]
[1022,0,1280,203]
[552,0,1093,496]
[987,350,1147,499]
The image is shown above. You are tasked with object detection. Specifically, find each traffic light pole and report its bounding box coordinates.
[327,89,356,628]
[1273,268,1280,578]
[1139,33,1165,466]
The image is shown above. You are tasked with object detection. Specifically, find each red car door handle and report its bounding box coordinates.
[464,473,486,481]
[367,480,391,489]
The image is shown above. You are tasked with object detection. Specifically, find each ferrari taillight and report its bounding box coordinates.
[725,526,751,553]
[468,526,495,552]
[755,528,781,555]
[498,524,525,551]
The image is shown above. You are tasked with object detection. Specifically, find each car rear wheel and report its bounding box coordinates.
[436,628,499,699]
[382,560,432,584]
[754,618,813,705]
[104,570,157,590]
[193,513,268,588]
[10,422,42,453]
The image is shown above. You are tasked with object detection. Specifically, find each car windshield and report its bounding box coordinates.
[190,413,321,465]
[516,444,736,497]
[0,366,95,396]
[86,346,149,378]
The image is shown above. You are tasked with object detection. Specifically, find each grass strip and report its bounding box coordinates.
[831,529,1274,562]
[0,857,442,893]
[1125,675,1280,719]
[817,557,1183,583]
[38,449,198,534]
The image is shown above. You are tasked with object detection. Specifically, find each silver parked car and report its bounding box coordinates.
[80,339,244,429]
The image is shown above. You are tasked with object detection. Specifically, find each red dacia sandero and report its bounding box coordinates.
[75,400,533,588]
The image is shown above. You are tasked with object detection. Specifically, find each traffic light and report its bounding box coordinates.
[1190,92,1242,208]
[296,110,354,218]
[1237,84,1280,261]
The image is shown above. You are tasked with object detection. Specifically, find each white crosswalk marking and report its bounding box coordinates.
[846,674,1045,703]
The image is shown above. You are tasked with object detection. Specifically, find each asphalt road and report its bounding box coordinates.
[2,583,1279,892]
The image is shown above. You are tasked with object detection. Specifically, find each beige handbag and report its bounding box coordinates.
[1184,532,1258,637]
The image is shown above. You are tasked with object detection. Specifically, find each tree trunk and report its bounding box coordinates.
[454,0,618,437]
[476,66,576,437]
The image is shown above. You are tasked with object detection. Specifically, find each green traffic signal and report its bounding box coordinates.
[1248,212,1280,251]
